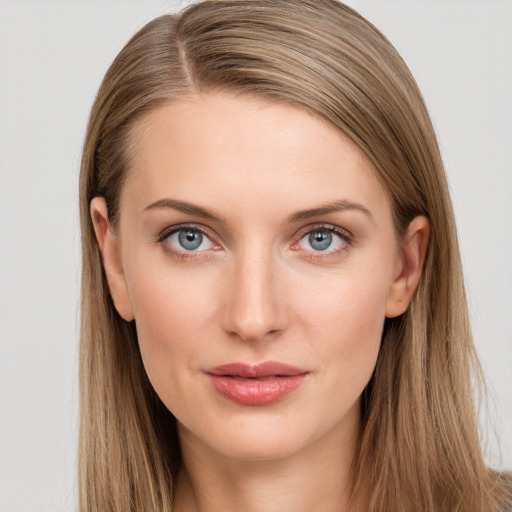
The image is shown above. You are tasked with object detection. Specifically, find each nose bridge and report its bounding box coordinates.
[222,241,287,342]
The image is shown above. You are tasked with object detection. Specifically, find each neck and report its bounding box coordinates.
[173,414,367,512]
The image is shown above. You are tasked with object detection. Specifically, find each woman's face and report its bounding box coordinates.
[93,92,426,461]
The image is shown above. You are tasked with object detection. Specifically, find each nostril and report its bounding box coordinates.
[226,327,283,343]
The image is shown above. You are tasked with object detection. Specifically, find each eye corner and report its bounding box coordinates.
[286,225,356,265]
[156,223,223,259]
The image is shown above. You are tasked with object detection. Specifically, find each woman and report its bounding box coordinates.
[79,0,512,510]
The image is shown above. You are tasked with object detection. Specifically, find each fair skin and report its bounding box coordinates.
[91,92,429,512]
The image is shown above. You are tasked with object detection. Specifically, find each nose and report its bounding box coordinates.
[221,247,288,342]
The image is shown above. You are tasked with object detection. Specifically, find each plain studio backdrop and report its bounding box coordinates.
[0,1,510,511]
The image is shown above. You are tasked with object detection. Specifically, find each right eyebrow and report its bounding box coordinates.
[287,199,374,225]
[142,198,224,223]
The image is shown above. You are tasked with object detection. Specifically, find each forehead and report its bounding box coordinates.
[121,92,390,220]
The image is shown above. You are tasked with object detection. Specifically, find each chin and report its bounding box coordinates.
[204,428,310,462]
[178,403,345,463]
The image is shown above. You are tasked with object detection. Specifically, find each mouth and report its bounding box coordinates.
[205,362,310,406]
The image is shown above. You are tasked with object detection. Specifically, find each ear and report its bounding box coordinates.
[90,197,135,321]
[385,215,430,318]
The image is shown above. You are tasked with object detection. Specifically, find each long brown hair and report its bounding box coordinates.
[79,1,511,510]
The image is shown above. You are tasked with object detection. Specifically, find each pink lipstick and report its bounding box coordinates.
[205,362,309,406]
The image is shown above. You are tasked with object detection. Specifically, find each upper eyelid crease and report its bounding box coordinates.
[297,223,352,236]
[157,223,352,258]
[295,223,354,245]
[158,223,351,241]
[157,224,214,243]
[157,226,217,258]
[297,225,352,247]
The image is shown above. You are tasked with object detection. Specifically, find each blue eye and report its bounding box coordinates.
[166,228,213,252]
[298,228,346,252]
[308,231,332,251]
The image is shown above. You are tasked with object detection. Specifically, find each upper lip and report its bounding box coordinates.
[205,361,309,378]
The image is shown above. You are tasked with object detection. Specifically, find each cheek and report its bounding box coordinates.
[125,259,220,391]
[295,266,390,383]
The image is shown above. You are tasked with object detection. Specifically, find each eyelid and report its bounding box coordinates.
[290,223,354,255]
[157,223,216,243]
[156,223,222,258]
[155,222,353,259]
[294,223,353,243]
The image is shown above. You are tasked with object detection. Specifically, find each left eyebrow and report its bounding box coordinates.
[142,198,224,223]
[287,200,374,224]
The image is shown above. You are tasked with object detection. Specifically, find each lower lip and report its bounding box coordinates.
[206,374,308,406]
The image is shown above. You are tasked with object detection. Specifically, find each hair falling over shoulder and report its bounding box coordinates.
[78,1,512,510]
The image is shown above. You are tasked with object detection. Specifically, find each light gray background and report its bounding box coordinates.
[0,1,510,511]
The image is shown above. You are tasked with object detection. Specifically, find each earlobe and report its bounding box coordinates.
[385,215,430,318]
[90,197,135,322]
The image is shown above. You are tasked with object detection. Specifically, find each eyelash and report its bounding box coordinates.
[156,223,219,260]
[292,224,353,260]
[156,223,353,260]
